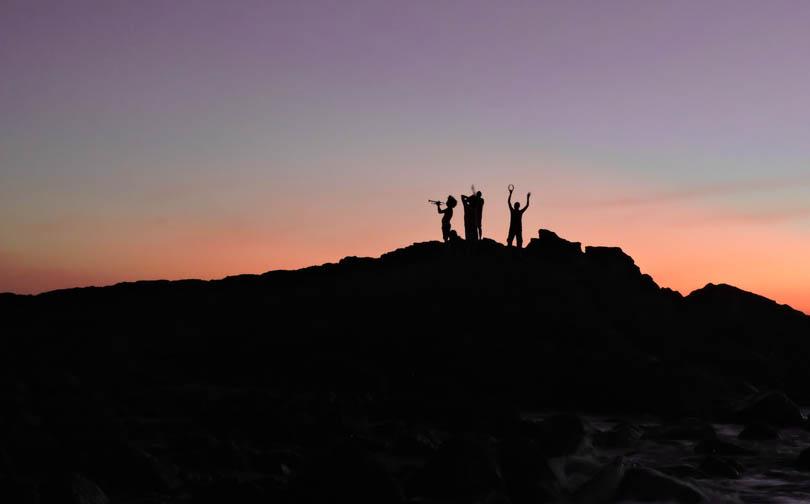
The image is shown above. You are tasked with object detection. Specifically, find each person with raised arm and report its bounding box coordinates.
[474,188,484,239]
[461,189,478,242]
[507,184,530,248]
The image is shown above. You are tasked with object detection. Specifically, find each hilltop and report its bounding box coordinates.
[2,229,810,503]
[4,229,810,414]
[6,229,808,407]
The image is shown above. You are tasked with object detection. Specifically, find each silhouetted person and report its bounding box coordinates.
[474,190,484,239]
[461,191,478,242]
[435,195,457,242]
[507,185,530,248]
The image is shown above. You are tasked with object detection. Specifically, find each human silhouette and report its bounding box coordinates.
[434,195,457,242]
[507,185,530,248]
[461,190,478,242]
[474,190,484,239]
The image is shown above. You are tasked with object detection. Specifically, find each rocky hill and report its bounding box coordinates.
[2,229,810,503]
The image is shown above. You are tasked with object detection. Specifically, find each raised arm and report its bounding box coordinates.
[507,189,513,210]
[521,192,531,213]
[436,203,446,214]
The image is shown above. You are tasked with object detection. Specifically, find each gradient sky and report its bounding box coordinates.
[2,1,810,312]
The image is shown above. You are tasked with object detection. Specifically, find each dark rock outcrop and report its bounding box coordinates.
[615,466,705,503]
[289,445,402,504]
[407,437,500,500]
[796,447,810,470]
[40,473,110,504]
[525,229,583,262]
[87,442,178,494]
[694,439,754,456]
[698,456,742,479]
[498,437,559,504]
[738,423,780,441]
[734,390,804,426]
[594,422,643,449]
[2,231,810,503]
[0,477,39,504]
[643,421,716,442]
[529,415,587,457]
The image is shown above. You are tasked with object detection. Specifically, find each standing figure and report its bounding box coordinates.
[507,184,530,248]
[474,190,484,239]
[461,191,477,242]
[434,195,457,242]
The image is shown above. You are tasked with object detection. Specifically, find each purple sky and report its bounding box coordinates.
[2,1,810,311]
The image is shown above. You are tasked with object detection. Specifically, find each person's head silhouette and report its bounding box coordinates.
[476,191,482,198]
[513,202,520,210]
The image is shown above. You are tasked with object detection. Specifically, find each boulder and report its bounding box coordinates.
[698,456,742,479]
[250,447,304,476]
[85,442,178,494]
[289,445,402,504]
[738,423,779,441]
[172,433,251,473]
[338,256,375,268]
[594,422,642,449]
[584,246,639,276]
[188,476,267,504]
[572,459,706,503]
[526,415,586,457]
[735,390,804,426]
[407,436,500,500]
[694,439,754,456]
[658,464,708,479]
[40,473,110,504]
[0,477,39,504]
[796,447,810,470]
[570,457,626,504]
[526,230,583,261]
[485,491,514,504]
[391,430,440,458]
[615,466,705,503]
[498,437,559,504]
[643,421,716,441]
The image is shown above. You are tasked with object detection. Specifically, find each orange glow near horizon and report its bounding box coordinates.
[3,169,809,316]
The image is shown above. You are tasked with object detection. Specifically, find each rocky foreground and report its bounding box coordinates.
[2,230,810,503]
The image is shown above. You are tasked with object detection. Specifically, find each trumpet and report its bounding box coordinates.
[428,199,442,205]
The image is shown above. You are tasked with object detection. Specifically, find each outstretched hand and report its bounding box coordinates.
[527,192,531,197]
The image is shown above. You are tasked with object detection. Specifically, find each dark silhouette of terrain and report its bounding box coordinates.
[2,229,810,503]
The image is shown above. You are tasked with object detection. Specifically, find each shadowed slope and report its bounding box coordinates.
[2,229,810,502]
[3,229,808,415]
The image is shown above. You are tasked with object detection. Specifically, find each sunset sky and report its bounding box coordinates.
[2,1,810,313]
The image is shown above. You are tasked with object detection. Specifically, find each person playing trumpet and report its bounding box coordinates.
[431,195,457,242]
